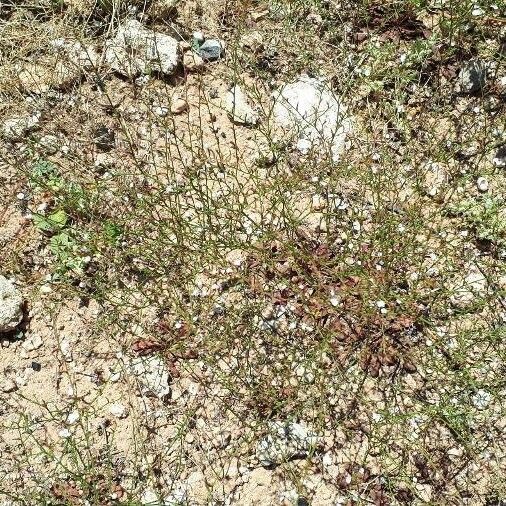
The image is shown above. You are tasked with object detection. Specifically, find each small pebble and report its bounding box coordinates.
[31,361,42,372]
[154,106,169,117]
[58,428,71,438]
[66,411,80,424]
[192,31,205,44]
[476,176,489,192]
[109,403,128,419]
[22,335,43,352]
[1,379,18,393]
[171,98,188,114]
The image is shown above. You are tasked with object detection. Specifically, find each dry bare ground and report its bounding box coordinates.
[1,0,506,504]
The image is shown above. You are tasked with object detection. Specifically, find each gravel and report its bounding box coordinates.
[129,355,171,398]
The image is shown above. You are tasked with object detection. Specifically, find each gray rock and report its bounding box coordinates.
[105,20,180,77]
[0,276,23,333]
[198,39,223,61]
[93,125,115,152]
[224,85,258,125]
[3,113,40,140]
[458,60,487,93]
[272,75,352,161]
[256,421,320,466]
[494,145,506,168]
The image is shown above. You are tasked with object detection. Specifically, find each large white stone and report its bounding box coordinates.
[0,276,23,333]
[273,75,352,161]
[105,20,180,77]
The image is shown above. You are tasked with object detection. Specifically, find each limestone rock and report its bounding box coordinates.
[3,113,40,140]
[272,75,352,161]
[105,20,180,77]
[0,276,23,333]
[224,85,258,126]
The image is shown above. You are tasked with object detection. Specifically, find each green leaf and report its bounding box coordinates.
[33,209,68,232]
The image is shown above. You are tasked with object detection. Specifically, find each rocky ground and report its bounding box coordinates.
[1,0,506,504]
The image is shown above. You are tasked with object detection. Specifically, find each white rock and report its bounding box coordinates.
[129,355,171,398]
[163,487,187,506]
[449,268,487,308]
[154,106,169,117]
[109,403,128,419]
[59,337,73,362]
[105,20,180,77]
[170,98,188,114]
[471,389,491,409]
[272,75,352,161]
[66,410,80,424]
[22,334,43,351]
[192,31,205,44]
[224,85,259,126]
[240,31,264,52]
[476,176,489,192]
[3,113,40,141]
[50,38,99,69]
[0,276,23,333]
[37,134,60,154]
[256,421,320,466]
[58,428,72,439]
[18,61,78,93]
[493,146,506,167]
[141,489,158,505]
[1,379,18,393]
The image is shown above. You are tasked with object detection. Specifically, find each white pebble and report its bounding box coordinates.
[58,428,72,438]
[109,403,128,419]
[66,411,80,424]
[476,177,489,192]
[193,31,205,43]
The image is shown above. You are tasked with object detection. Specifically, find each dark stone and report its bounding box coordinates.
[198,39,223,61]
[495,145,506,167]
[31,361,41,372]
[297,498,309,506]
[93,125,115,152]
[458,60,487,93]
